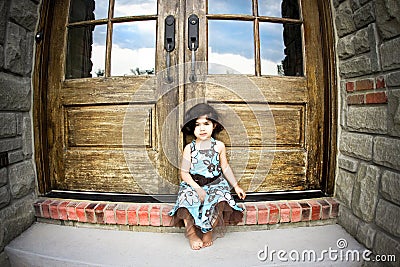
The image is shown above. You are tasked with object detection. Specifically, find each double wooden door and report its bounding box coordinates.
[37,0,330,197]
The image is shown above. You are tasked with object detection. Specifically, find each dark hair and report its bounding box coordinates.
[181,103,224,135]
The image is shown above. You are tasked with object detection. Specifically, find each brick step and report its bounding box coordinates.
[34,197,339,230]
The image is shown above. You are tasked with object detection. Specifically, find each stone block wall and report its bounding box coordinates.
[333,0,400,264]
[0,0,39,265]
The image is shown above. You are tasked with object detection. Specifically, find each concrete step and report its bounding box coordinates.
[6,223,368,266]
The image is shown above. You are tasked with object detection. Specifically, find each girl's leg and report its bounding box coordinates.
[184,219,203,250]
[202,211,223,247]
[202,209,222,247]
[202,202,228,247]
[202,230,213,247]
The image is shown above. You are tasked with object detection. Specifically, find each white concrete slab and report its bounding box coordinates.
[6,223,368,266]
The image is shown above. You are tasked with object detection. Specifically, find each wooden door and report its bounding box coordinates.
[37,0,329,197]
[183,0,325,192]
[44,0,183,194]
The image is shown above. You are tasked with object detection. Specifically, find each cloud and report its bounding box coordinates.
[208,20,254,59]
[90,45,280,77]
[208,0,252,14]
[91,44,155,77]
[92,0,109,19]
[112,20,156,49]
[209,47,280,75]
[91,45,106,77]
[258,0,282,17]
[261,58,281,76]
[209,51,254,74]
[114,0,157,17]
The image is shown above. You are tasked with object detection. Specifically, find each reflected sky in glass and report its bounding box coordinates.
[111,21,156,76]
[68,0,303,77]
[93,0,109,19]
[258,0,282,17]
[208,0,252,14]
[258,0,300,19]
[259,22,284,75]
[91,25,107,77]
[208,20,254,74]
[114,0,157,17]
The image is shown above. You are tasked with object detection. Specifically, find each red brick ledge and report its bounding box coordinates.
[34,197,339,227]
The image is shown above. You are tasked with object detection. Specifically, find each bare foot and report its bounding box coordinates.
[202,231,213,247]
[184,220,203,250]
[189,237,203,250]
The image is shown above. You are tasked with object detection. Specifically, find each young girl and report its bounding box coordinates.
[169,103,246,250]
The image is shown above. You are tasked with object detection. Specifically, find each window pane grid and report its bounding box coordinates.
[207,0,303,77]
[66,0,157,79]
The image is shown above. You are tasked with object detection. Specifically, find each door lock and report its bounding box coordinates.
[188,14,199,82]
[165,15,175,52]
[188,14,199,51]
[164,15,175,83]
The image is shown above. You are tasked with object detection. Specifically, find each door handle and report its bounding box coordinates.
[164,15,175,83]
[188,14,199,82]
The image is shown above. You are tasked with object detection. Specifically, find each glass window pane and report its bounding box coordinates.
[208,0,252,15]
[260,22,303,76]
[114,0,157,17]
[208,20,254,74]
[111,21,156,76]
[66,24,107,79]
[69,0,109,23]
[258,0,300,19]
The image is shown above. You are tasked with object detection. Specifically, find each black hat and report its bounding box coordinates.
[181,103,224,134]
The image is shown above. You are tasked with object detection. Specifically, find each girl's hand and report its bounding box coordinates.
[234,186,246,200]
[195,187,207,203]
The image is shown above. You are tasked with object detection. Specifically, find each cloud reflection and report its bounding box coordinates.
[114,0,157,17]
[88,0,285,77]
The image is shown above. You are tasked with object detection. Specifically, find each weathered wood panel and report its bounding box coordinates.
[65,104,153,148]
[61,149,160,193]
[226,148,307,192]
[206,75,307,103]
[303,0,325,189]
[212,103,305,147]
[62,77,157,105]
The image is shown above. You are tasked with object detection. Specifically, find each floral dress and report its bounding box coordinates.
[169,138,243,233]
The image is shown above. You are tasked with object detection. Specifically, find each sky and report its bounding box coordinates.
[82,0,296,77]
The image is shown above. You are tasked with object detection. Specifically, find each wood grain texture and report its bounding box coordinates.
[227,149,307,192]
[318,0,338,195]
[65,104,153,147]
[46,0,70,191]
[33,0,53,193]
[205,75,307,103]
[62,77,157,105]
[61,149,159,193]
[302,0,325,189]
[34,0,336,196]
[212,103,305,147]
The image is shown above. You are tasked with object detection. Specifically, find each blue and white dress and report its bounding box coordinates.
[169,138,243,233]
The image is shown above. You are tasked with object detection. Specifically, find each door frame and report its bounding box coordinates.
[33,0,337,200]
[318,0,337,196]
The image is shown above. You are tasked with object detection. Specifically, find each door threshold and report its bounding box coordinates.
[45,190,327,203]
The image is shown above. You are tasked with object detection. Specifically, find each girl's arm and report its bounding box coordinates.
[218,141,246,200]
[180,144,207,202]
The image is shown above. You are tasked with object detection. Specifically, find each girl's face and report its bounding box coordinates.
[194,115,215,141]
